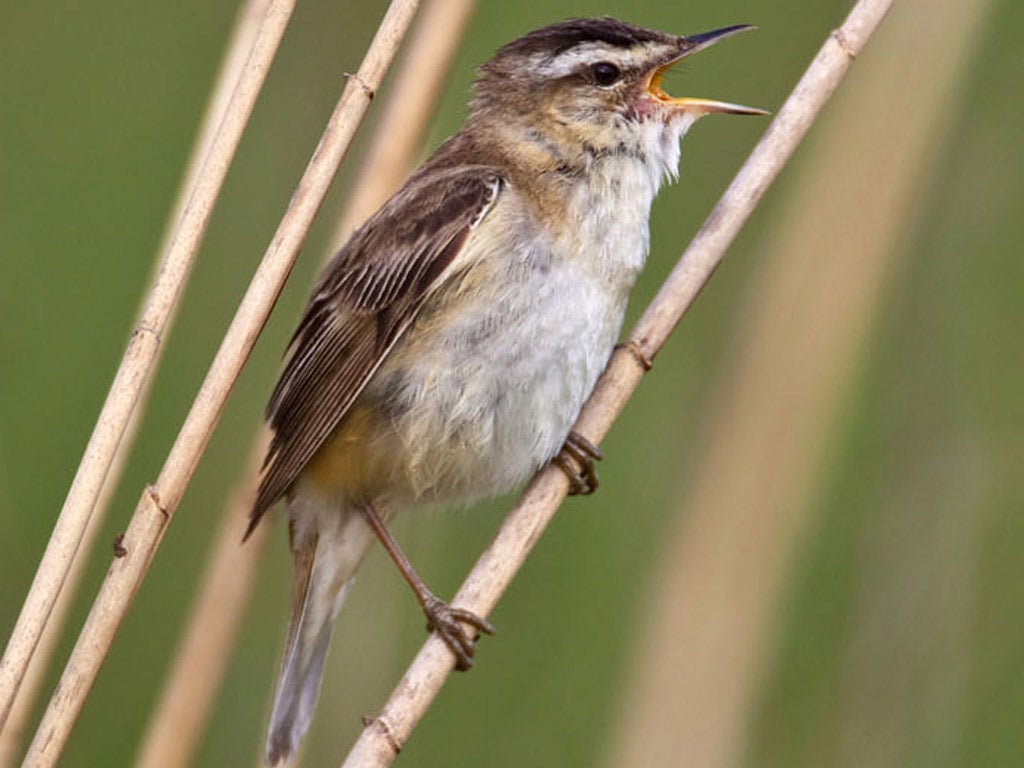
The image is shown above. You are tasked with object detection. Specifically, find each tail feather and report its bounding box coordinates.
[264,499,375,766]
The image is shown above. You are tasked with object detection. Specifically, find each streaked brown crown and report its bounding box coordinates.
[472,17,682,111]
[467,18,689,146]
[484,17,676,65]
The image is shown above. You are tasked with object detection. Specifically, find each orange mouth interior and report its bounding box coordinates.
[646,65,674,101]
[645,63,768,116]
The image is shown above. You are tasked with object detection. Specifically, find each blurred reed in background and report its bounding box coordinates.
[0,0,1021,766]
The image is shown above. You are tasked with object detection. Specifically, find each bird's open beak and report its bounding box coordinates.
[645,25,769,116]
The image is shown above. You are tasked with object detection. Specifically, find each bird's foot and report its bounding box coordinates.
[421,592,495,671]
[554,430,603,495]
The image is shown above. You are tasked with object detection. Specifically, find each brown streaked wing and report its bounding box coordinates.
[247,166,503,532]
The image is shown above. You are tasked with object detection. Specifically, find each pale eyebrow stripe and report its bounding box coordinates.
[529,43,651,78]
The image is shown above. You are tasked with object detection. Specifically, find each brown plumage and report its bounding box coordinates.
[250,17,763,765]
[248,166,502,533]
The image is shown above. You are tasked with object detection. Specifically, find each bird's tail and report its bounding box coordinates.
[264,497,377,766]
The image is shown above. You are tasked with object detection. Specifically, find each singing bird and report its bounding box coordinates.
[247,17,764,764]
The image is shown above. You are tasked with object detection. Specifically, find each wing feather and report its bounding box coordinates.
[249,166,503,529]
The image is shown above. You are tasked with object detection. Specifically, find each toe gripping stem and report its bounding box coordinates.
[359,502,495,672]
[554,430,604,495]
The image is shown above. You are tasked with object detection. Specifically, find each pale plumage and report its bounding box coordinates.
[250,17,763,765]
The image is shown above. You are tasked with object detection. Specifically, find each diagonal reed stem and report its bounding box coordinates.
[18,2,422,766]
[131,2,476,764]
[329,0,479,245]
[0,4,278,764]
[607,0,992,762]
[338,0,897,766]
[132,438,270,768]
[0,0,296,733]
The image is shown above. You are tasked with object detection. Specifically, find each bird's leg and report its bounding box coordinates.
[358,502,495,671]
[553,430,604,495]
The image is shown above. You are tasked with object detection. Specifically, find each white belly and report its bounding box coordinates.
[361,152,664,504]
[363,257,619,502]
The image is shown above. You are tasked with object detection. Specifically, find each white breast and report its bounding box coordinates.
[366,119,693,505]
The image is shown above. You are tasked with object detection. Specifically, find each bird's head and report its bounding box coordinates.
[471,18,765,165]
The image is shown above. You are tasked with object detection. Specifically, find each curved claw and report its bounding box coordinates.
[421,594,495,671]
[555,430,603,495]
[358,502,496,672]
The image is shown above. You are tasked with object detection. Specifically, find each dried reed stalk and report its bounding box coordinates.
[330,0,478,243]
[19,2,421,766]
[0,0,296,732]
[0,421,119,768]
[132,440,270,768]
[132,2,475,763]
[339,0,897,765]
[606,0,993,763]
[0,4,277,763]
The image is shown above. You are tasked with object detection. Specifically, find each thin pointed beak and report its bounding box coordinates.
[663,96,769,117]
[681,24,759,57]
[645,24,769,117]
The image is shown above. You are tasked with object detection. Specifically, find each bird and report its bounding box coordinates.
[246,17,765,765]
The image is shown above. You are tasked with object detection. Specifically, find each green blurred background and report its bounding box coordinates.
[1,0,1021,766]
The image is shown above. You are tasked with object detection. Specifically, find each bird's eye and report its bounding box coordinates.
[590,61,622,87]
